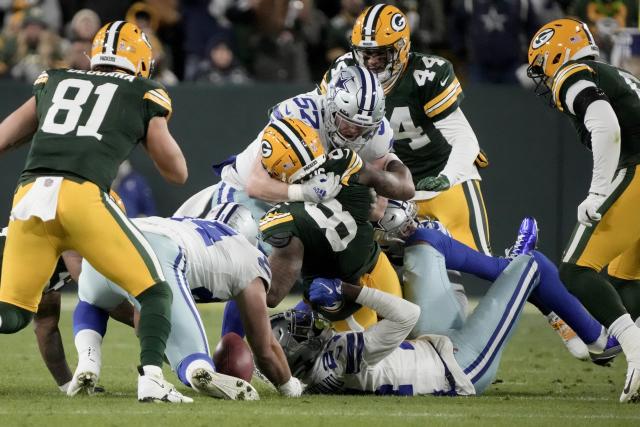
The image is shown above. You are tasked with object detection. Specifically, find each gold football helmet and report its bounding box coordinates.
[527,18,599,94]
[260,118,326,184]
[351,4,410,93]
[90,21,154,78]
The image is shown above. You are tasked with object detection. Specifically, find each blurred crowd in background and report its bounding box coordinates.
[0,0,639,88]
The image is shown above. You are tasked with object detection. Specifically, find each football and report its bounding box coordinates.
[212,332,255,382]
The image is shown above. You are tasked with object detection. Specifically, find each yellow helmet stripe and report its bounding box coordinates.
[103,20,125,54]
[552,63,594,109]
[362,4,385,42]
[424,79,462,116]
[272,120,313,164]
[259,212,293,232]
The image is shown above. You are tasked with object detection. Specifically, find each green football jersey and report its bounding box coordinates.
[22,68,172,191]
[553,59,640,169]
[321,52,464,182]
[259,148,380,284]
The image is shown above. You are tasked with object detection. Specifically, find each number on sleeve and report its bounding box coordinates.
[413,57,446,86]
[41,78,118,141]
[619,71,640,99]
[304,199,357,252]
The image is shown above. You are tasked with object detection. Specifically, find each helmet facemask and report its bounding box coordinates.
[373,200,418,251]
[526,53,553,103]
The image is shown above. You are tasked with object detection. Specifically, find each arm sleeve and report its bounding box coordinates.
[32,70,50,99]
[359,287,421,365]
[583,100,621,195]
[143,83,173,121]
[433,108,480,186]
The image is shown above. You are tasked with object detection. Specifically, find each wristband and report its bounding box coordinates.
[287,184,304,201]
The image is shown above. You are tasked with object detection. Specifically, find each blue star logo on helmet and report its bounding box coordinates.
[335,72,355,94]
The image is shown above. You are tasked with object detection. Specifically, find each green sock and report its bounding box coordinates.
[606,274,640,320]
[136,281,172,367]
[559,263,627,328]
[0,301,33,333]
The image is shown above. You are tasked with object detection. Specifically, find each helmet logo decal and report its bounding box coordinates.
[532,28,554,49]
[261,141,273,158]
[335,72,354,94]
[390,13,406,32]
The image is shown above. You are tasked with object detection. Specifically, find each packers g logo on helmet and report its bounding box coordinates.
[351,4,411,93]
[531,28,555,50]
[90,21,154,78]
[260,118,326,184]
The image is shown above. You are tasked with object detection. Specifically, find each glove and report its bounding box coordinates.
[308,277,343,307]
[416,174,450,192]
[288,172,341,203]
[278,376,306,397]
[577,193,606,227]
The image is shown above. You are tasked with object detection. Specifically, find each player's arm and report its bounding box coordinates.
[309,280,420,365]
[236,277,300,394]
[143,116,188,184]
[265,235,304,308]
[357,157,415,201]
[0,96,38,154]
[433,108,480,187]
[368,153,415,201]
[33,290,72,391]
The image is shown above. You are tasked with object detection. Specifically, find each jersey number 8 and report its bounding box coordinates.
[305,199,357,252]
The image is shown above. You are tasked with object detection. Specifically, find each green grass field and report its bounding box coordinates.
[0,295,637,427]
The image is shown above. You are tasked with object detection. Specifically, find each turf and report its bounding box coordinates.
[0,296,637,427]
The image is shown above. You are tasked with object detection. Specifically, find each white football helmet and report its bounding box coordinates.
[205,202,259,246]
[323,65,385,152]
[373,200,418,249]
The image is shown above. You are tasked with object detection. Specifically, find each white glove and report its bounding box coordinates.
[288,172,341,203]
[577,193,606,227]
[278,376,306,397]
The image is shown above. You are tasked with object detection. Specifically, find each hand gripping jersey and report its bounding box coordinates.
[133,216,271,302]
[259,149,380,284]
[321,52,481,184]
[23,69,172,191]
[552,59,640,169]
[220,90,394,190]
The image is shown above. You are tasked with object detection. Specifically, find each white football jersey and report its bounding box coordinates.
[221,90,394,190]
[134,217,271,302]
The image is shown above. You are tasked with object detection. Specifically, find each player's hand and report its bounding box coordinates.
[278,376,306,397]
[577,193,606,227]
[416,174,450,192]
[308,277,343,307]
[289,173,341,203]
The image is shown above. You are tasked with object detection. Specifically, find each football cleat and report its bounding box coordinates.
[590,336,622,366]
[547,312,589,360]
[621,364,640,403]
[67,346,101,396]
[505,217,538,260]
[189,367,259,401]
[138,367,193,403]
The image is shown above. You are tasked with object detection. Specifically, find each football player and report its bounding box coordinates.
[320,4,491,255]
[527,18,640,402]
[69,214,304,400]
[200,64,413,225]
[271,225,618,398]
[0,21,189,402]
[259,118,409,332]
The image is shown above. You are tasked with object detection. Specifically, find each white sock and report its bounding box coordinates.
[608,314,640,360]
[586,326,608,354]
[185,358,215,387]
[74,329,102,367]
[142,365,163,378]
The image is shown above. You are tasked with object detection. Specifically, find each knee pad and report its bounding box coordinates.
[0,301,34,333]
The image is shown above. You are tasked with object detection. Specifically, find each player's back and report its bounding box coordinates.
[553,59,640,168]
[23,68,172,191]
[260,148,379,283]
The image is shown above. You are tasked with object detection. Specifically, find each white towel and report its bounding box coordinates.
[11,176,63,222]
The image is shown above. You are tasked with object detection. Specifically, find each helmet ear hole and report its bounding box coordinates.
[551,53,562,65]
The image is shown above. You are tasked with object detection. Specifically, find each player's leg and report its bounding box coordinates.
[559,166,640,402]
[403,243,466,336]
[449,255,539,394]
[332,252,402,332]
[0,183,63,332]
[607,239,640,320]
[59,180,189,402]
[415,179,492,255]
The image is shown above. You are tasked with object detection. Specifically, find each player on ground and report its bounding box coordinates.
[527,18,640,402]
[69,215,303,400]
[320,4,490,254]
[271,223,619,398]
[0,21,189,402]
[258,118,407,332]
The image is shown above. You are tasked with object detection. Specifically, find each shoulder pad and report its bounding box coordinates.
[552,62,595,111]
[360,119,393,162]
